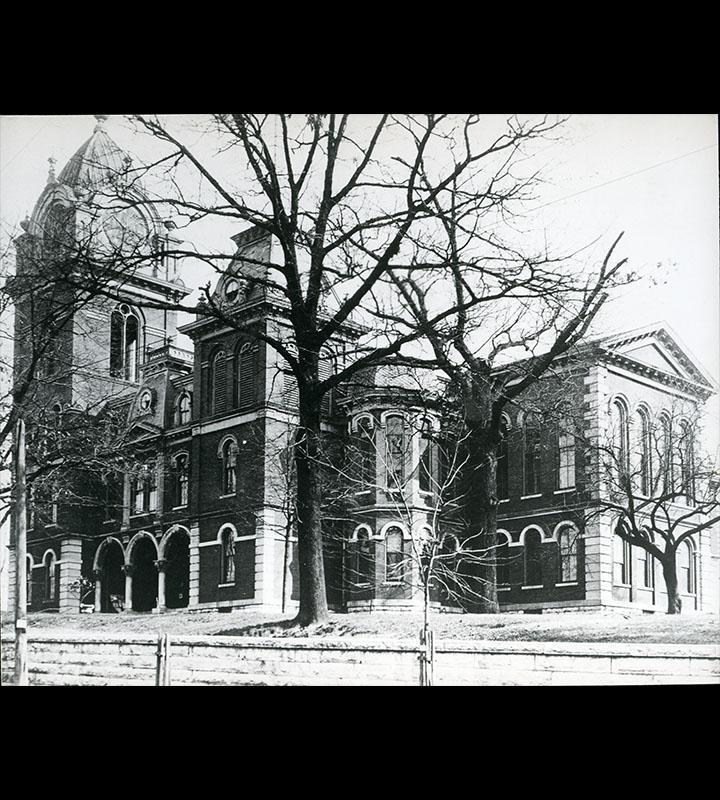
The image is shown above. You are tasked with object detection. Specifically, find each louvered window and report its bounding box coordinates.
[237,344,258,409]
[210,351,227,414]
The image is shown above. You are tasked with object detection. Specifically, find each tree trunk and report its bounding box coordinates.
[294,397,329,626]
[662,556,682,615]
[464,414,499,614]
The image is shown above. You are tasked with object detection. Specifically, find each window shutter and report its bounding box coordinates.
[282,370,299,410]
[238,346,257,408]
[319,350,332,415]
[212,352,227,414]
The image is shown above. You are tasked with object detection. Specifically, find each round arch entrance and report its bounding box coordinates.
[131,536,158,612]
[164,529,190,609]
[98,539,125,613]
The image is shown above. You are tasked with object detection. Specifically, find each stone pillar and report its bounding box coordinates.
[93,569,102,612]
[155,559,167,612]
[122,564,134,611]
[188,523,200,607]
[59,537,83,613]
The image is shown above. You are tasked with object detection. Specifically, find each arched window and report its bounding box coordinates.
[557,410,575,490]
[355,418,375,489]
[522,412,542,495]
[613,533,631,585]
[220,528,236,584]
[176,392,192,426]
[221,438,238,495]
[384,526,404,583]
[174,454,189,507]
[679,540,696,594]
[524,529,543,586]
[236,343,258,409]
[496,416,510,500]
[419,419,438,495]
[209,350,227,415]
[611,399,629,484]
[642,530,655,588]
[496,531,511,586]
[110,304,143,382]
[352,527,372,586]
[44,551,57,601]
[677,420,695,506]
[634,408,652,495]
[385,415,406,489]
[556,524,578,583]
[657,413,673,493]
[132,463,158,514]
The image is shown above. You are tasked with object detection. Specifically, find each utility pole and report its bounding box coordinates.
[14,417,28,685]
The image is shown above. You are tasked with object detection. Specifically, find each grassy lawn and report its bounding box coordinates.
[2,608,718,644]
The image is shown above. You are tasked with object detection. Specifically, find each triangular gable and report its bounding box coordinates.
[598,324,715,392]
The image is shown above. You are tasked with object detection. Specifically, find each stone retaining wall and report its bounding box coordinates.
[1,632,718,686]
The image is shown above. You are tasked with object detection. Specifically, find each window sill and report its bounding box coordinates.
[520,494,542,500]
[218,582,236,588]
[218,493,236,499]
[498,498,509,504]
[382,581,403,586]
[102,519,118,525]
[171,505,187,511]
[555,581,578,587]
[130,512,156,518]
[521,585,543,590]
[354,490,372,496]
[553,488,575,495]
[497,586,511,592]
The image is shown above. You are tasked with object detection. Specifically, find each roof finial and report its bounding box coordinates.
[47,156,57,184]
[93,114,109,131]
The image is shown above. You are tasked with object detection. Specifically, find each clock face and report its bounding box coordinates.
[102,207,148,250]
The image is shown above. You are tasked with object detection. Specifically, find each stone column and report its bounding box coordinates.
[93,568,102,613]
[188,523,200,607]
[122,564,134,612]
[59,537,83,613]
[155,559,167,612]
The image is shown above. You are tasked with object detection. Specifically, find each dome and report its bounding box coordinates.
[56,116,130,190]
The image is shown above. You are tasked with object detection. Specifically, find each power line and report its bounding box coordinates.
[531,143,717,212]
[0,119,54,172]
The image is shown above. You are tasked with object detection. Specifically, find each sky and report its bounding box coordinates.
[1,113,718,439]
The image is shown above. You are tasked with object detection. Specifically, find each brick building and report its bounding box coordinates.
[7,118,719,616]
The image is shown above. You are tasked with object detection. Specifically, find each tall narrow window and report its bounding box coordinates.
[222,439,238,495]
[611,399,629,485]
[132,464,157,513]
[109,304,142,382]
[355,418,375,489]
[210,350,227,414]
[281,368,299,410]
[236,343,257,409]
[613,534,631,585]
[353,528,372,586]
[385,415,406,489]
[175,454,189,507]
[557,524,578,582]
[658,413,673,494]
[524,529,543,585]
[44,551,57,601]
[385,527,404,583]
[177,392,192,426]
[419,421,437,495]
[679,540,696,594]
[26,555,33,607]
[635,408,651,495]
[496,417,510,500]
[496,532,510,586]
[220,528,236,584]
[557,412,575,490]
[523,412,542,495]
[678,421,695,506]
[643,533,655,589]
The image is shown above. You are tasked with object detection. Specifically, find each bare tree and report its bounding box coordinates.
[591,406,719,614]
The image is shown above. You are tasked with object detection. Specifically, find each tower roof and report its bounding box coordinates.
[56,116,130,190]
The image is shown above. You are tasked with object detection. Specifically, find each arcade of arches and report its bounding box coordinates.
[93,528,190,613]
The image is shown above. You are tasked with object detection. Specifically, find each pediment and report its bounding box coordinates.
[600,325,715,392]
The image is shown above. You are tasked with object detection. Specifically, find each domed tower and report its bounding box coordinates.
[340,364,445,612]
[10,116,191,613]
[12,115,191,414]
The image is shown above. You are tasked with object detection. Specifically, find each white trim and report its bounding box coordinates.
[519,524,547,544]
[552,520,581,541]
[217,582,236,588]
[218,493,237,499]
[521,585,543,590]
[497,529,511,544]
[93,536,126,570]
[217,522,238,542]
[553,488,575,495]
[217,433,238,459]
[350,523,373,542]
[555,581,579,587]
[158,524,191,559]
[497,586,511,592]
[380,409,411,424]
[349,412,375,432]
[520,493,543,500]
[498,498,510,504]
[377,520,411,541]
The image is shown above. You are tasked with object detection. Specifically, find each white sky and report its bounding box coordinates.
[1,113,718,445]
